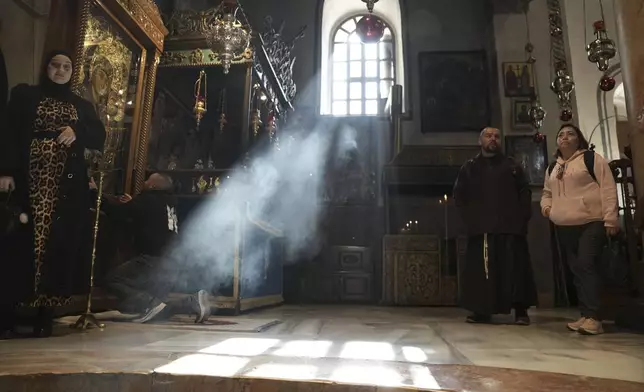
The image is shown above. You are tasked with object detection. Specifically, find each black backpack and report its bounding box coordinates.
[547,150,597,183]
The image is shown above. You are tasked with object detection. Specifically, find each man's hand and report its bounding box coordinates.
[89,178,97,190]
[0,176,15,192]
[606,226,619,237]
[57,126,76,147]
[118,194,132,203]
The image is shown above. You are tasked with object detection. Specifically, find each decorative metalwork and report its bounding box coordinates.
[192,2,252,74]
[115,0,167,50]
[159,48,253,67]
[82,15,135,123]
[134,51,160,195]
[547,0,575,120]
[260,16,306,102]
[71,0,91,94]
[165,8,220,37]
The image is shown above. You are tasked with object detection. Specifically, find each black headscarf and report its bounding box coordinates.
[39,50,75,100]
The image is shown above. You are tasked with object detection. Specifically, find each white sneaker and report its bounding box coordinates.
[190,290,211,323]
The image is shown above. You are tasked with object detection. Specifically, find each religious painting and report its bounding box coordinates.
[505,135,548,186]
[418,51,491,133]
[77,3,144,195]
[511,98,533,130]
[502,62,535,97]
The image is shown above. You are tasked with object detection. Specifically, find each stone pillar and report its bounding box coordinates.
[614,0,644,328]
[615,0,644,198]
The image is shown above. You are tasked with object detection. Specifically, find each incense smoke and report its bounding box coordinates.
[164,119,357,297]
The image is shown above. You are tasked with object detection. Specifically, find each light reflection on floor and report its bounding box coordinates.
[1,305,643,391]
[155,337,441,389]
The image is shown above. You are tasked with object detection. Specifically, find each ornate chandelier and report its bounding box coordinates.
[204,1,251,74]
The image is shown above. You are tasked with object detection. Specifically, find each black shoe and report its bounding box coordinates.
[32,307,54,338]
[1,328,17,340]
[466,314,491,324]
[189,290,211,323]
[514,309,530,326]
[515,316,531,326]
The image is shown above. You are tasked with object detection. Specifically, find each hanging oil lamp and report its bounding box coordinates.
[522,8,546,135]
[587,19,617,92]
[529,99,546,130]
[204,1,251,74]
[193,69,207,127]
[587,20,616,72]
[267,109,276,144]
[251,84,262,138]
[550,62,575,108]
[357,0,385,44]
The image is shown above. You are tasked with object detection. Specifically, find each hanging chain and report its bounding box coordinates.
[583,0,588,44]
[525,10,540,97]
[547,0,568,72]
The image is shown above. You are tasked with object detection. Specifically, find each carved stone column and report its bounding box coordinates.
[613,0,644,329]
[615,0,644,191]
[133,50,160,194]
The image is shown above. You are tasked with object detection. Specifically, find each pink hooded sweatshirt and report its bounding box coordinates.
[540,150,619,227]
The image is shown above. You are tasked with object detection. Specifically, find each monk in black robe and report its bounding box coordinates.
[453,127,537,325]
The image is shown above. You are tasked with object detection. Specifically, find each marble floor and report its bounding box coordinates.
[1,305,643,391]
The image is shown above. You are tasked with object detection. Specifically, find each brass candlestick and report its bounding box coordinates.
[73,156,106,330]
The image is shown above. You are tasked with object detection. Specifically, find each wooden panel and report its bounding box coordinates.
[394,251,441,305]
[336,273,372,302]
[330,246,372,273]
[382,235,458,306]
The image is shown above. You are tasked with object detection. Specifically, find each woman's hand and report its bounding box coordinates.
[57,126,77,147]
[0,176,14,192]
[606,226,619,237]
[118,194,132,204]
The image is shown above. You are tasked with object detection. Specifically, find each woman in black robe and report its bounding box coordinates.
[0,50,106,338]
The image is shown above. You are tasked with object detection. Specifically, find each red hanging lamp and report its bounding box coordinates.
[357,0,385,44]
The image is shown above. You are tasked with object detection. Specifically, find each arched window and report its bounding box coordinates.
[329,17,395,116]
[320,0,404,116]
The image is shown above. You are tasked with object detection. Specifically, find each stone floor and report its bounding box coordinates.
[1,305,643,391]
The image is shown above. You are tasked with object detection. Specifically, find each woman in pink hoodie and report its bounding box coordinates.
[541,124,619,336]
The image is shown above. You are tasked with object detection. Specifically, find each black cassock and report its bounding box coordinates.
[453,153,537,315]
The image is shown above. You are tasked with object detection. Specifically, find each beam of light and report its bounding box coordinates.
[161,112,359,297]
[272,340,333,358]
[199,338,279,357]
[339,341,395,361]
[154,354,249,377]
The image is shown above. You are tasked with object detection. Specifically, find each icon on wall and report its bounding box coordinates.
[511,98,534,130]
[502,62,535,97]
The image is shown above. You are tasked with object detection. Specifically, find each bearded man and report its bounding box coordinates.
[453,127,538,325]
